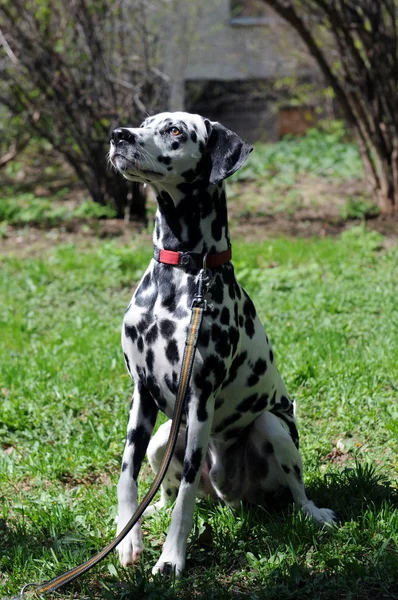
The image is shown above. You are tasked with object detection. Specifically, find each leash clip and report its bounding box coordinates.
[191,255,211,311]
[3,583,39,600]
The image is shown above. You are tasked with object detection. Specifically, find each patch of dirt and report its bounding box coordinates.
[0,178,397,257]
[321,448,353,466]
[228,177,398,241]
[57,469,113,488]
[0,218,148,257]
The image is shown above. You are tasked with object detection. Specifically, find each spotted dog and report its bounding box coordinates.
[109,112,336,576]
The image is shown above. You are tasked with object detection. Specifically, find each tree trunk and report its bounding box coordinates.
[126,183,148,224]
[354,126,398,216]
[88,168,148,221]
[260,0,398,216]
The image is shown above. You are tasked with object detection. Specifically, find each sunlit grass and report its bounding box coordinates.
[1,228,397,599]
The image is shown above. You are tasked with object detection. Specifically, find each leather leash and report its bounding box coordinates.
[5,266,211,600]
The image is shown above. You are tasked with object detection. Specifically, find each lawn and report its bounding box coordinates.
[1,223,397,599]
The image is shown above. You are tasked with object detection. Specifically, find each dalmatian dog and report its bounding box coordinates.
[109,112,336,576]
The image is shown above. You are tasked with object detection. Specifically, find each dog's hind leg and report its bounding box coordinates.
[116,381,158,566]
[144,419,185,516]
[256,411,337,525]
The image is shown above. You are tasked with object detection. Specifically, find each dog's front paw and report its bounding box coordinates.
[303,502,338,526]
[116,520,144,567]
[152,551,185,577]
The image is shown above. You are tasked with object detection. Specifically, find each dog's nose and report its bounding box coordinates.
[111,128,137,144]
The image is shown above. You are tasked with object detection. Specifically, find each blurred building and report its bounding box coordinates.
[162,0,320,142]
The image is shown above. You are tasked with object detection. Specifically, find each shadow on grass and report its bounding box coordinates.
[307,461,398,521]
[2,464,397,599]
[95,463,398,599]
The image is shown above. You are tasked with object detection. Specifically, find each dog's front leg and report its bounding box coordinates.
[152,393,215,577]
[117,381,158,566]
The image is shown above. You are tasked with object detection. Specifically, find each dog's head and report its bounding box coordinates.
[109,111,252,186]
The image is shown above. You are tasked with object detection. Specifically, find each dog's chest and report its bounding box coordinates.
[122,260,283,434]
[122,261,201,413]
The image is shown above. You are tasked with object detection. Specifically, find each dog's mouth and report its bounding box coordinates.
[110,148,163,180]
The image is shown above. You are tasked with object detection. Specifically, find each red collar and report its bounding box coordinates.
[154,246,232,269]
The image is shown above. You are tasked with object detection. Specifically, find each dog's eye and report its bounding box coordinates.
[169,127,181,136]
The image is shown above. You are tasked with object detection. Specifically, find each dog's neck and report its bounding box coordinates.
[151,180,230,254]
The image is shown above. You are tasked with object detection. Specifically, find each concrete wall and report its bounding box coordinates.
[163,0,316,110]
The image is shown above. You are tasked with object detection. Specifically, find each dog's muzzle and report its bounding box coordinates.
[111,128,137,145]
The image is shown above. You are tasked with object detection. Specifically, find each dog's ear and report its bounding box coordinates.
[204,119,253,185]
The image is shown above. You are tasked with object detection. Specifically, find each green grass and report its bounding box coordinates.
[232,127,363,185]
[0,194,117,227]
[1,228,397,599]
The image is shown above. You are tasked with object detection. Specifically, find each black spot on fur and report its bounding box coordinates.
[202,354,227,390]
[247,358,268,386]
[222,351,248,388]
[145,376,166,411]
[137,313,152,334]
[121,461,128,472]
[172,141,180,150]
[157,155,172,165]
[282,464,290,474]
[125,324,138,342]
[197,380,212,422]
[214,326,230,358]
[211,217,223,241]
[294,464,302,481]
[276,413,300,449]
[145,323,158,345]
[245,318,255,338]
[228,326,239,354]
[136,381,158,422]
[162,284,181,312]
[220,307,230,326]
[269,348,274,363]
[137,336,144,353]
[160,319,176,339]
[190,130,197,143]
[236,393,258,412]
[146,349,155,373]
[123,352,131,374]
[127,425,151,480]
[212,275,224,304]
[252,393,269,412]
[182,448,202,484]
[164,371,179,395]
[134,289,156,311]
[140,273,151,290]
[243,293,256,319]
[254,358,267,375]
[166,339,179,365]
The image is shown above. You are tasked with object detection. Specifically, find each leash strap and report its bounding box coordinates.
[10,300,206,598]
